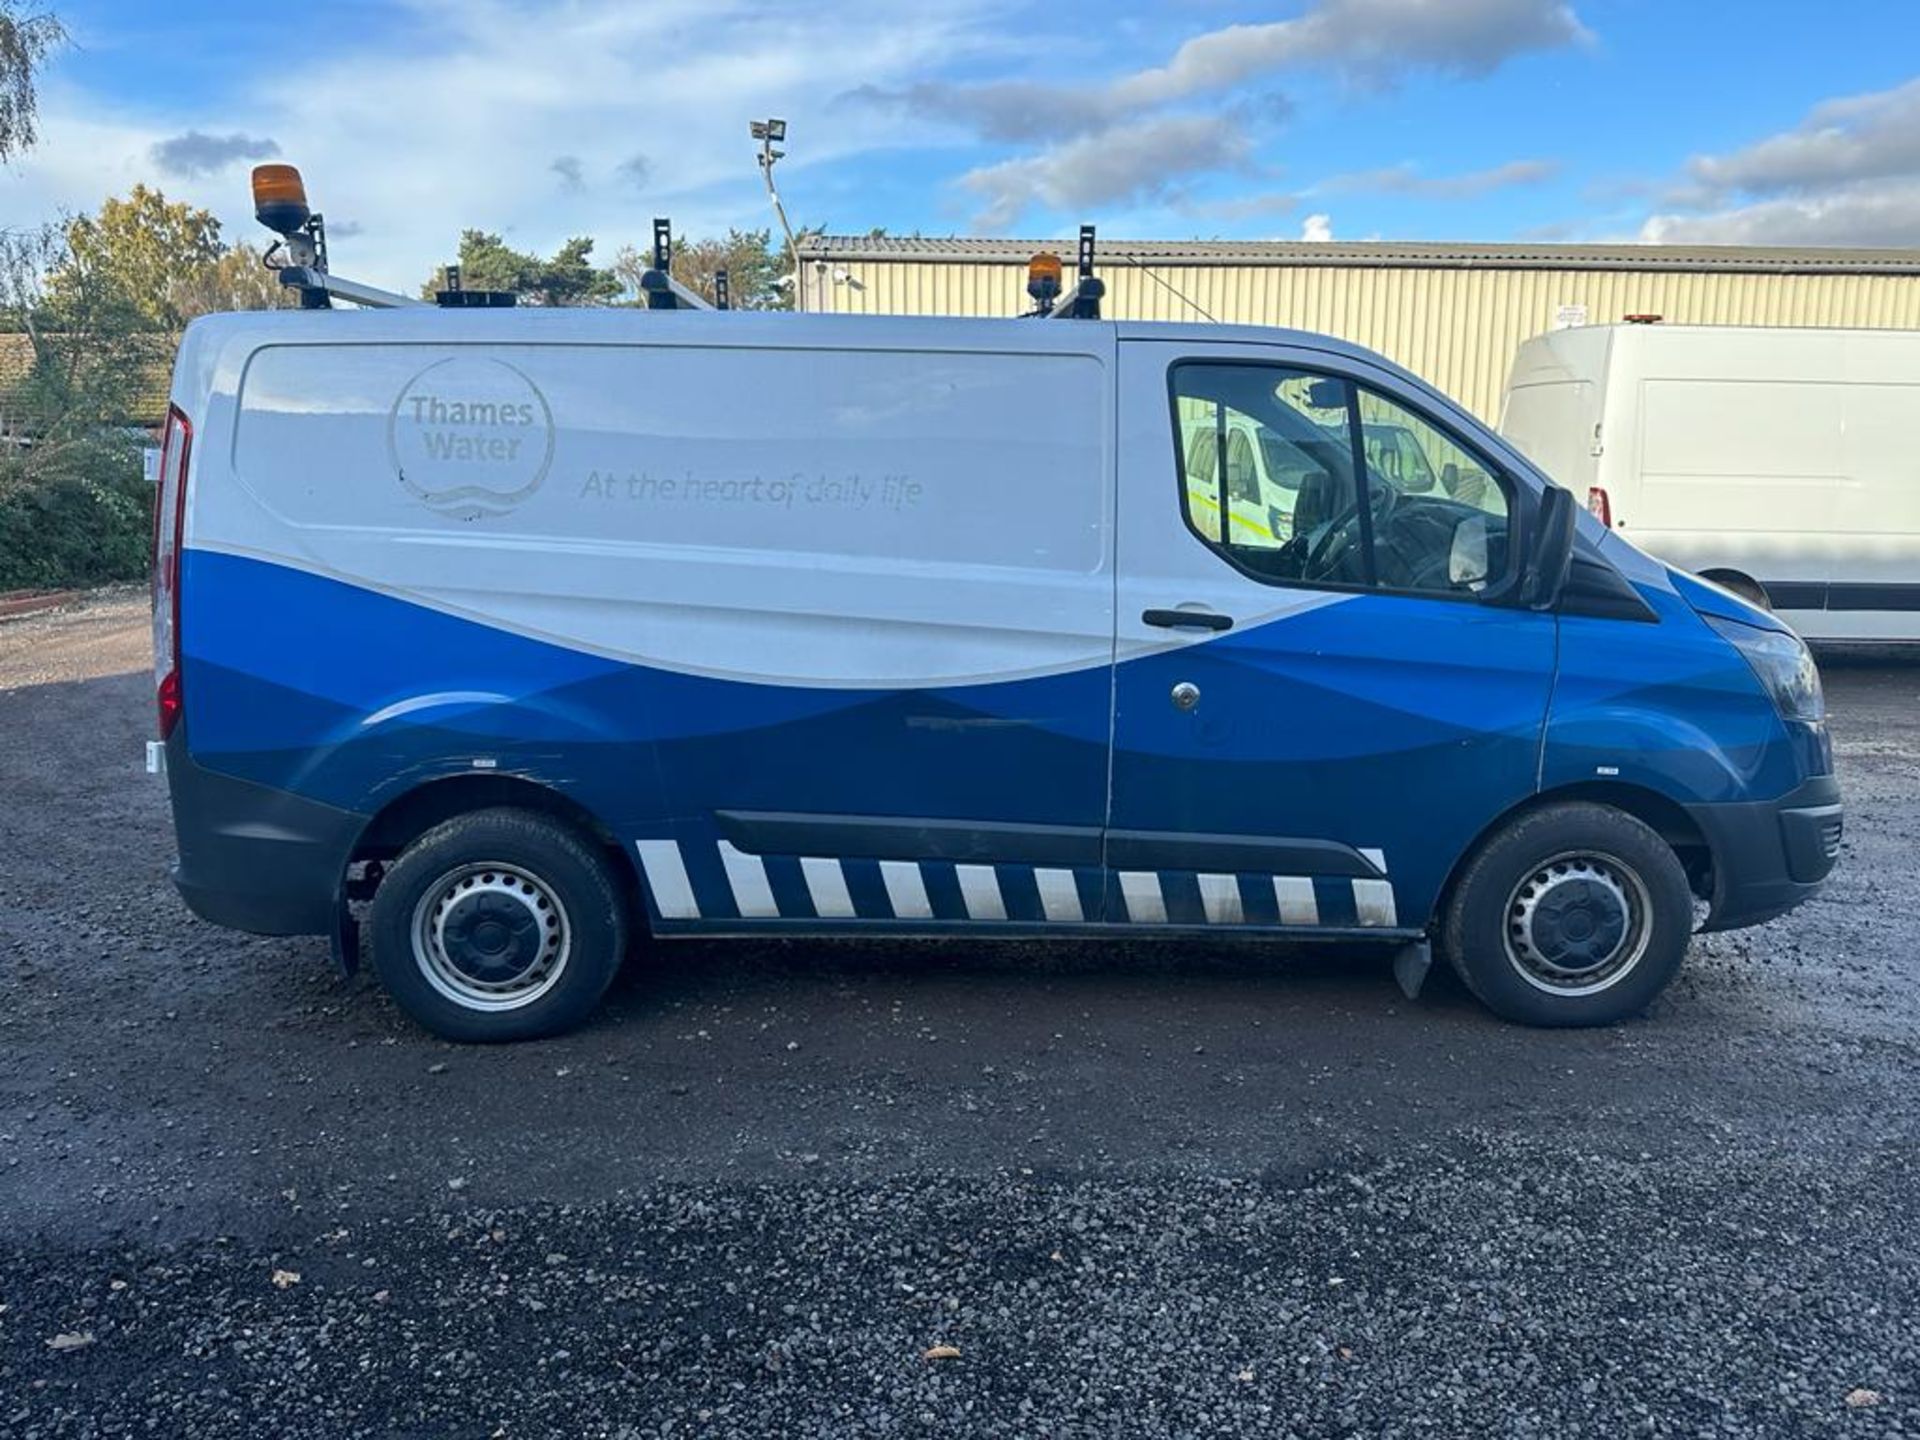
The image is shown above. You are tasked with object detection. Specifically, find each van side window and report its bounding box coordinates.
[1169,363,1512,597]
[1353,387,1511,594]
[1173,366,1363,575]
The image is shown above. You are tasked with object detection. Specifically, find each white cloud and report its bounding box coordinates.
[1685,77,1920,196]
[1639,185,1920,247]
[856,0,1589,142]
[855,0,1587,234]
[959,114,1253,231]
[1637,76,1920,246]
[1177,191,1301,223]
[1321,158,1559,199]
[10,0,1004,289]
[1300,212,1334,242]
[1113,0,1589,102]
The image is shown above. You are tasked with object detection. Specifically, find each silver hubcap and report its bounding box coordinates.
[1504,851,1652,997]
[411,862,571,1012]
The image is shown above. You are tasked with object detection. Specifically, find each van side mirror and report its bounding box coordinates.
[1305,378,1346,410]
[1521,485,1577,610]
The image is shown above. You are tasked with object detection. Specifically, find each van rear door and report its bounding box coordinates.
[1108,338,1556,934]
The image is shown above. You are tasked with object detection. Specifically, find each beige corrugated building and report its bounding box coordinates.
[795,238,1920,423]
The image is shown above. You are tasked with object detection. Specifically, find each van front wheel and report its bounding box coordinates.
[1440,802,1692,1027]
[368,808,628,1042]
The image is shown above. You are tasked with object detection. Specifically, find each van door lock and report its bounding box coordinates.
[1171,682,1201,712]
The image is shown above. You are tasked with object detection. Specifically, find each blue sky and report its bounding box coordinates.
[11,0,1920,288]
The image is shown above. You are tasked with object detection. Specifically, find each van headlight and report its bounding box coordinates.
[1707,617,1825,723]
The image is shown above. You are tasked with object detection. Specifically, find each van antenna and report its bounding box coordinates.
[1117,251,1218,324]
[638,217,714,311]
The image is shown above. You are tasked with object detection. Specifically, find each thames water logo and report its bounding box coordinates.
[388,357,555,518]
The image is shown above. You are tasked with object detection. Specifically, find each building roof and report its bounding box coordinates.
[0,331,173,434]
[798,235,1920,275]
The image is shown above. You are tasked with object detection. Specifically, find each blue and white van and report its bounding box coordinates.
[152,307,1840,1041]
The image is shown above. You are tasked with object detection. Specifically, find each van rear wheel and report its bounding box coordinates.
[368,808,628,1042]
[1440,802,1691,1027]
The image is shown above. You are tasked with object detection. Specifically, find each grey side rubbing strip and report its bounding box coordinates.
[714,810,1102,867]
[1106,830,1384,879]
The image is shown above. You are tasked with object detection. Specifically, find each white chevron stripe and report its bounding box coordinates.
[1197,872,1244,924]
[675,846,1391,929]
[879,860,933,919]
[1273,876,1318,926]
[801,856,856,918]
[1352,878,1398,927]
[955,864,1007,921]
[718,840,779,918]
[1034,868,1084,922]
[635,840,699,919]
[1119,871,1166,924]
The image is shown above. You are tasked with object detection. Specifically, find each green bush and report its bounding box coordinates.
[0,440,152,591]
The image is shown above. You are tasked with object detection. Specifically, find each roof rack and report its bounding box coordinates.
[252,165,424,309]
[1023,225,1105,320]
[433,265,516,308]
[636,218,714,311]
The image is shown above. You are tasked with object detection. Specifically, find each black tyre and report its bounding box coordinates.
[1440,802,1692,1027]
[368,807,628,1042]
[1711,574,1773,612]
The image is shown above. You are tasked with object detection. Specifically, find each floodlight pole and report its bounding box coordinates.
[754,119,801,309]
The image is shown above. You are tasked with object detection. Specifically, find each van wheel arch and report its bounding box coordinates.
[337,775,646,970]
[1435,782,1713,932]
[1697,569,1772,611]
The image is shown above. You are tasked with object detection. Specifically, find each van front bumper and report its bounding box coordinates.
[1688,774,1843,932]
[166,735,363,937]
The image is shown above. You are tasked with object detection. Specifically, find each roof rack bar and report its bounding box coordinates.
[640,216,714,311]
[276,263,423,310]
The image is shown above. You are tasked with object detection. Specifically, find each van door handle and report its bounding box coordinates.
[1143,608,1233,632]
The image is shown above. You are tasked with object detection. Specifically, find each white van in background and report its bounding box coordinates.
[1500,323,1920,643]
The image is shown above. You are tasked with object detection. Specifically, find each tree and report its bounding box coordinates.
[40,186,290,329]
[613,226,780,310]
[171,243,294,319]
[611,224,824,311]
[0,185,289,591]
[0,221,158,589]
[45,185,224,329]
[0,2,63,161]
[427,230,621,306]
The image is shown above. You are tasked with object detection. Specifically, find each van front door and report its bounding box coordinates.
[1107,340,1556,934]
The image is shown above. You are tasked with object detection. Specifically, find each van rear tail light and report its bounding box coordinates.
[1587,486,1612,527]
[152,404,192,740]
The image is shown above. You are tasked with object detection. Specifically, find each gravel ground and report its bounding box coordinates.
[1,591,1916,1438]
